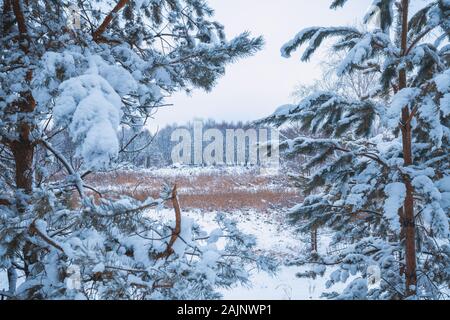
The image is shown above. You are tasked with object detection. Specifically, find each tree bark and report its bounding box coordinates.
[399,0,417,297]
[2,0,14,34]
[9,0,35,201]
[156,185,182,260]
[10,132,34,194]
[92,0,130,41]
[311,227,318,253]
[9,0,38,286]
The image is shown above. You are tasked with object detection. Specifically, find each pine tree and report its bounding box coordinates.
[261,0,450,299]
[0,0,273,299]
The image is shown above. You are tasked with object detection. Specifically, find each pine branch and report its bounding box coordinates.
[40,139,85,199]
[0,290,13,299]
[93,199,161,218]
[92,0,130,42]
[29,220,65,254]
[330,0,348,9]
[406,24,441,56]
[0,198,12,206]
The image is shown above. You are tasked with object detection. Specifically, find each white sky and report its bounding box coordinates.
[149,0,372,130]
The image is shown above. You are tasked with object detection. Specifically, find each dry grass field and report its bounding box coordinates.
[85,167,302,213]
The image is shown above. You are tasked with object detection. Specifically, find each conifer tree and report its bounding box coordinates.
[0,0,271,299]
[261,0,450,299]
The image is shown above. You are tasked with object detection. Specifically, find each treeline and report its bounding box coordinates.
[46,119,285,170]
[118,119,279,168]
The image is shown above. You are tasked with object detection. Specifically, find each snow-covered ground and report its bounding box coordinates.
[0,207,335,300]
[1,167,337,299]
[140,165,267,177]
[147,207,341,300]
[220,266,344,300]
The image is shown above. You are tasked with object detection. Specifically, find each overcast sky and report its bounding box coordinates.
[149,0,372,131]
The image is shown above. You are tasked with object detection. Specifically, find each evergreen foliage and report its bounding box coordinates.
[0,0,271,299]
[261,0,450,299]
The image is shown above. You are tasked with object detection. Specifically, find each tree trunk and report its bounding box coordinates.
[11,135,34,193]
[10,96,36,279]
[8,0,37,287]
[311,227,318,253]
[399,0,417,297]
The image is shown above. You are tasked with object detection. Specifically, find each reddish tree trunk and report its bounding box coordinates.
[11,133,34,194]
[399,0,417,297]
[8,0,35,196]
[10,93,36,198]
[8,0,37,282]
[10,95,36,279]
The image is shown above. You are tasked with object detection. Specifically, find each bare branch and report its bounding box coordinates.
[156,185,182,259]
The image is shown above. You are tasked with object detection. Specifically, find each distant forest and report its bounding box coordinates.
[46,119,300,170]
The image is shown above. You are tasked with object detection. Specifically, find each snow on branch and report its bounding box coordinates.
[281,27,359,60]
[383,182,406,233]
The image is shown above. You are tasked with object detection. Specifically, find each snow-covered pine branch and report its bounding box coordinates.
[261,0,450,300]
[0,0,268,300]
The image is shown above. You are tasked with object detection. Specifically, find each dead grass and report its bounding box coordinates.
[85,169,302,213]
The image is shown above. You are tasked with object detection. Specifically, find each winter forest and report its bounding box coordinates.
[0,0,449,301]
